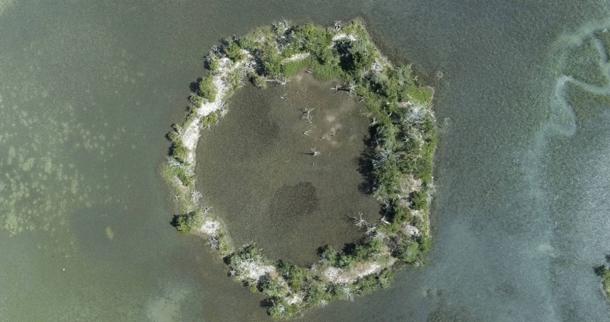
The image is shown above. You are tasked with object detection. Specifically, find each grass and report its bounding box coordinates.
[406,85,434,107]
[281,57,312,78]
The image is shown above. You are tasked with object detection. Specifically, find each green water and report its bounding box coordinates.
[2,1,610,321]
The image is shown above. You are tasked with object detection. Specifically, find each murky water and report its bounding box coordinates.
[1,1,610,321]
[197,74,380,265]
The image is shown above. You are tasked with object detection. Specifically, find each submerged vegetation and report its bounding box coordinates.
[162,19,437,319]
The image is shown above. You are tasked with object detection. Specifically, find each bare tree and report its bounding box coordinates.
[351,212,368,228]
[301,107,315,123]
[380,216,390,225]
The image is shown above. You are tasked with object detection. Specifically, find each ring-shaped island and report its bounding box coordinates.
[162,19,437,319]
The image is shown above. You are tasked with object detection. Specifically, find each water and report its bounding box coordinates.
[1,1,610,321]
[197,74,380,265]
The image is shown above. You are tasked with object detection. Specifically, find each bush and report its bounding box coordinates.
[201,111,221,129]
[197,75,217,101]
[277,260,310,291]
[161,163,193,187]
[224,40,245,61]
[171,211,203,233]
[170,141,189,164]
[410,190,428,210]
[258,274,288,297]
[206,55,221,73]
[188,94,204,107]
[261,48,283,78]
[292,23,332,61]
[249,73,268,88]
[336,39,376,76]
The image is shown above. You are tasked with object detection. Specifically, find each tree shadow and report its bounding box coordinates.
[189,77,202,93]
[594,265,607,277]
[357,125,378,195]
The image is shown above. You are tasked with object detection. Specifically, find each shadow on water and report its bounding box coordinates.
[357,126,378,195]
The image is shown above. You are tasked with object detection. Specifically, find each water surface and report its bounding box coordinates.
[197,74,380,265]
[1,1,610,321]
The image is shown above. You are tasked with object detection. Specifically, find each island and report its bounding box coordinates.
[162,19,437,319]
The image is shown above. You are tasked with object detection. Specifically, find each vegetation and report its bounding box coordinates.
[170,141,189,164]
[171,211,203,233]
[197,75,217,102]
[595,256,610,299]
[162,19,437,319]
[201,110,222,128]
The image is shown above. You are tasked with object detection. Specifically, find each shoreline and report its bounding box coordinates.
[162,19,437,319]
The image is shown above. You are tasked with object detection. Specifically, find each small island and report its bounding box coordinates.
[162,19,437,319]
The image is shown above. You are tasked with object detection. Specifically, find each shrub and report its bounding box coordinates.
[261,48,283,78]
[170,141,189,164]
[292,23,332,61]
[336,39,376,76]
[197,75,217,101]
[174,166,194,186]
[171,211,203,233]
[277,260,310,291]
[224,40,245,61]
[206,55,221,73]
[410,190,428,210]
[258,274,288,297]
[249,73,268,88]
[201,111,221,129]
[188,94,204,107]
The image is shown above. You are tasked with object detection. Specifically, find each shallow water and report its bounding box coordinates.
[197,74,380,265]
[1,1,610,321]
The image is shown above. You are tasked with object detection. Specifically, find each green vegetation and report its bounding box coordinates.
[171,211,203,233]
[201,110,222,129]
[197,75,217,102]
[162,162,194,187]
[170,141,189,164]
[282,57,313,78]
[595,257,610,299]
[223,39,246,61]
[163,19,437,319]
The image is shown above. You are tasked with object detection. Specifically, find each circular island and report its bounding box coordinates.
[162,19,437,319]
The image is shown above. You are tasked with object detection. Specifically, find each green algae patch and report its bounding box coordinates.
[162,19,437,319]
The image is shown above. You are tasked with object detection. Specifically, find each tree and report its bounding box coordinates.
[197,75,217,101]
